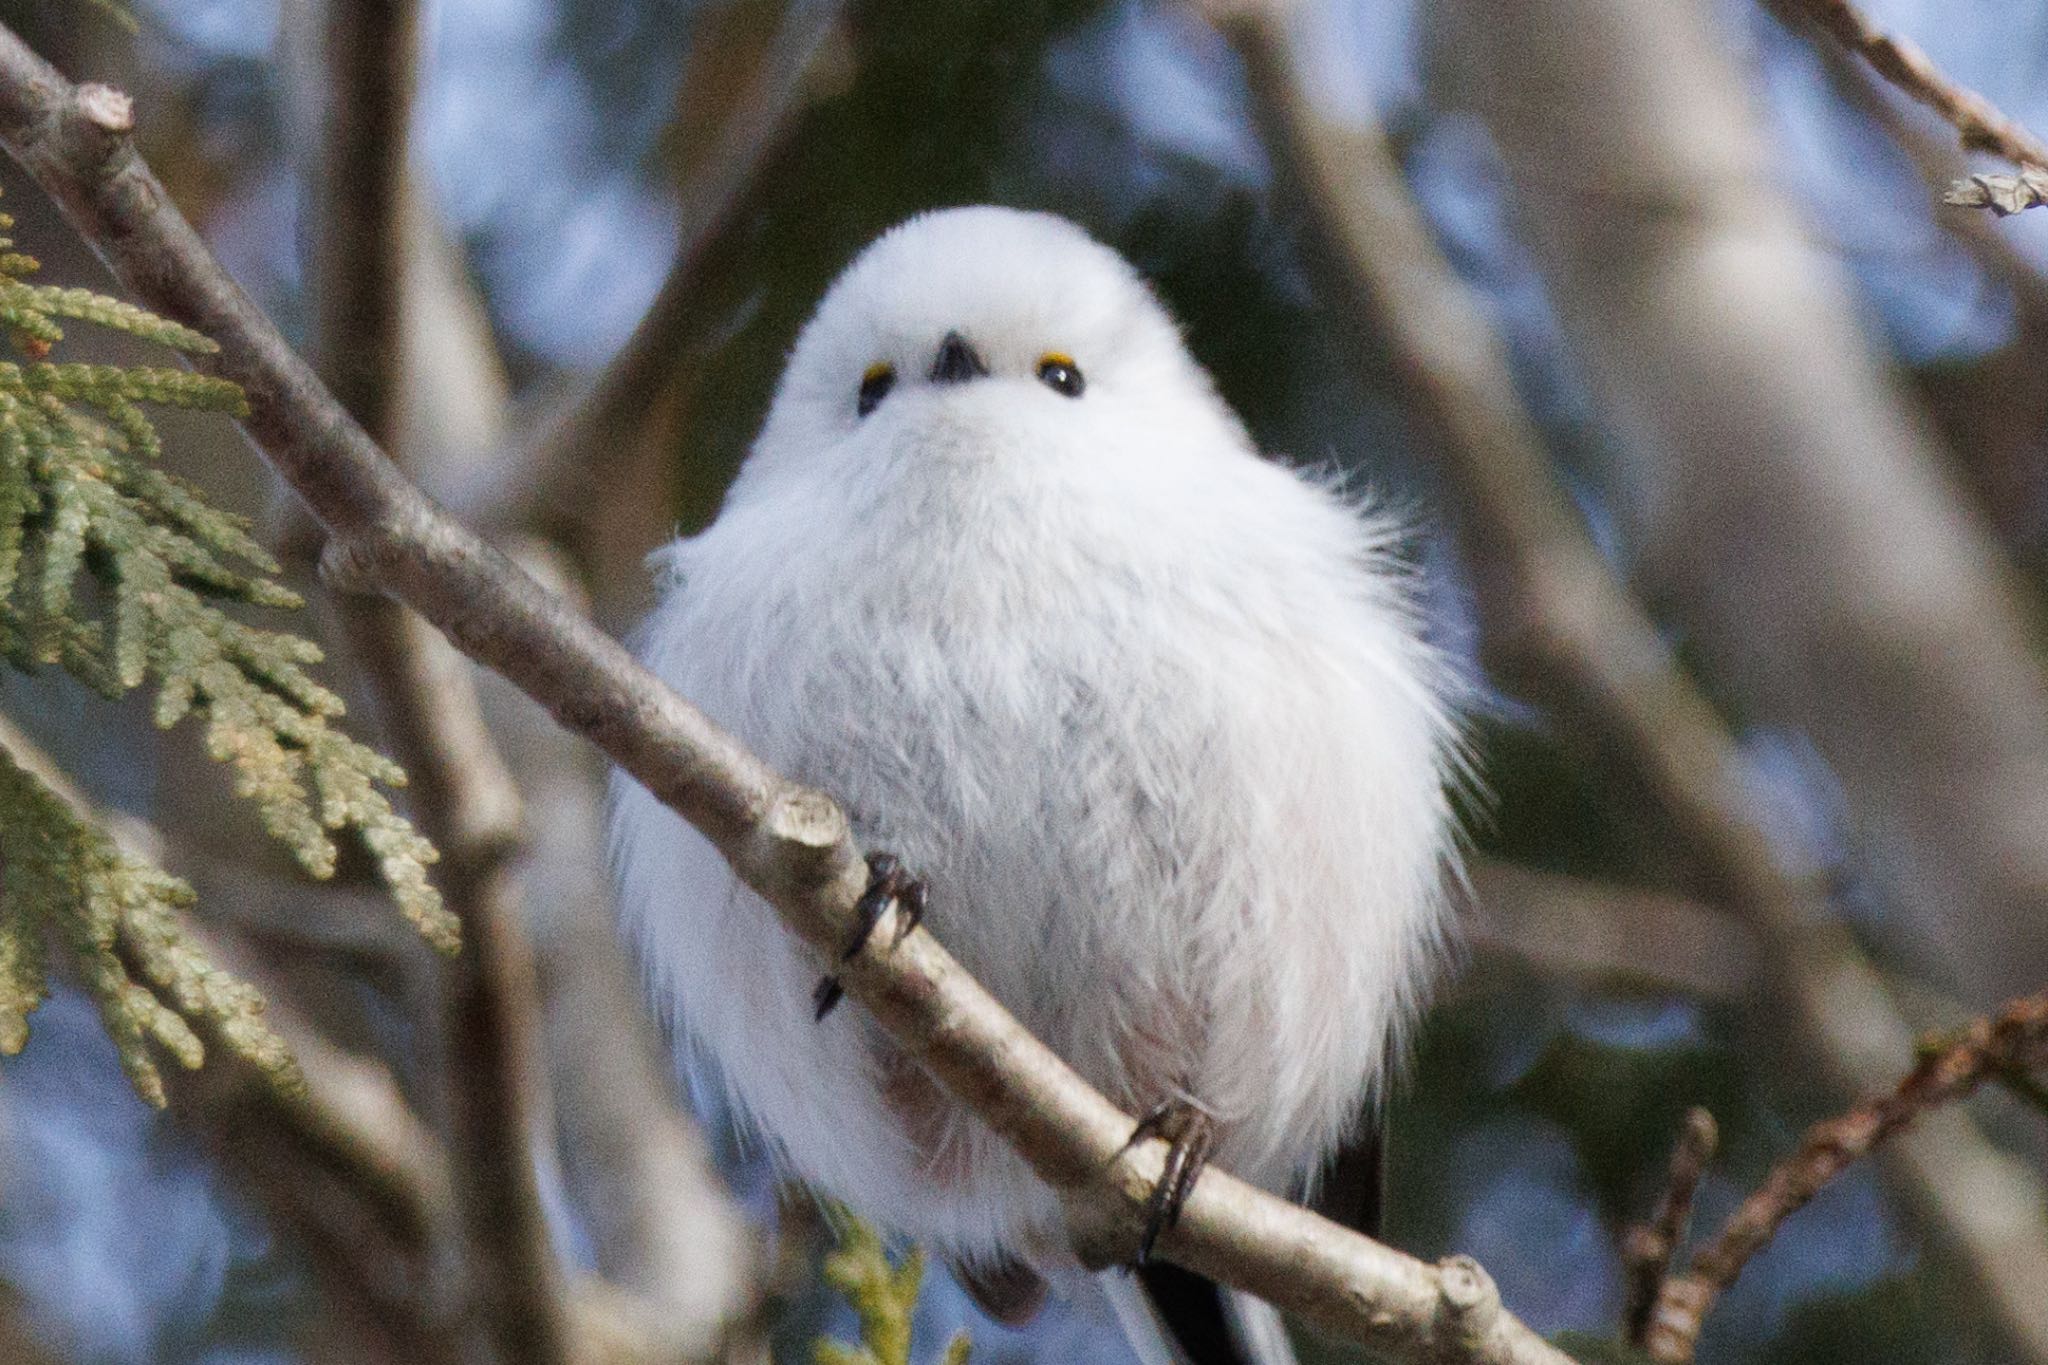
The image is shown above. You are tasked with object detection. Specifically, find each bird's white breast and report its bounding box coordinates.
[610,393,1458,1262]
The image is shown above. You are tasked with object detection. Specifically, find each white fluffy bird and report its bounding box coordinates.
[610,206,1463,1364]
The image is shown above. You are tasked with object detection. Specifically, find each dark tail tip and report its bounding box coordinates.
[1137,1261,1247,1365]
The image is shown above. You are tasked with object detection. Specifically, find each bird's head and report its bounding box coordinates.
[748,206,1244,481]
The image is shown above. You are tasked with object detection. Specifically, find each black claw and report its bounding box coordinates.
[1123,1098,1179,1149]
[841,851,922,962]
[895,879,929,947]
[818,853,928,1024]
[1121,1099,1216,1266]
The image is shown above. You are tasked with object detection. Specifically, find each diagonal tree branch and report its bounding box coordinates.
[1760,0,2048,170]
[0,24,1575,1365]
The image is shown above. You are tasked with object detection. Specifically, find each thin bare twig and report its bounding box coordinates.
[1813,39,2048,314]
[1762,0,2048,170]
[0,28,1574,1365]
[1645,990,2048,1360]
[1621,1109,1717,1348]
[1757,0,2048,214]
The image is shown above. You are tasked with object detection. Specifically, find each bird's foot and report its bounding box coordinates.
[1121,1097,1216,1265]
[813,851,928,1021]
[841,852,929,959]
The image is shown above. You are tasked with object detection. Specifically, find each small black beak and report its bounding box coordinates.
[930,331,991,385]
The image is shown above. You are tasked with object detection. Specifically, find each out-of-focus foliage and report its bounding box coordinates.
[72,0,139,36]
[0,189,449,1106]
[814,1212,971,1365]
[0,0,2037,1360]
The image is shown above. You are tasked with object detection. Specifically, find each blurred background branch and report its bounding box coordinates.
[0,0,2045,1362]
[295,3,575,1359]
[478,0,845,584]
[1213,0,2048,1358]
[289,0,774,1359]
[1427,0,2048,1015]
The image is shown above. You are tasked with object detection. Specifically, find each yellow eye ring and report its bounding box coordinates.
[857,362,896,417]
[1036,352,1084,398]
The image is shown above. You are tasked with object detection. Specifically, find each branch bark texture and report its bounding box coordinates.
[483,0,839,559]
[0,27,1573,1365]
[1621,1109,1717,1348]
[1762,0,2048,169]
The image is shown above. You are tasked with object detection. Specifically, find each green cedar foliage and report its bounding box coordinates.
[0,748,301,1107]
[0,192,451,1105]
[813,1213,971,1365]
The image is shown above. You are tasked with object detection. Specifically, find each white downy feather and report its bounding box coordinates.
[609,206,1462,1344]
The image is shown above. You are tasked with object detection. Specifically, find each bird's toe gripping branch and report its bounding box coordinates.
[1123,1097,1217,1265]
[812,851,929,1021]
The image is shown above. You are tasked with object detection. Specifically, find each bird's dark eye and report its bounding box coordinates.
[1036,353,1084,398]
[857,363,896,417]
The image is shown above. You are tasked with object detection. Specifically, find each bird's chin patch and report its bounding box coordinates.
[898,388,1060,469]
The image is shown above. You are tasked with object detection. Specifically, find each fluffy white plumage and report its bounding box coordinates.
[609,205,1462,1275]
